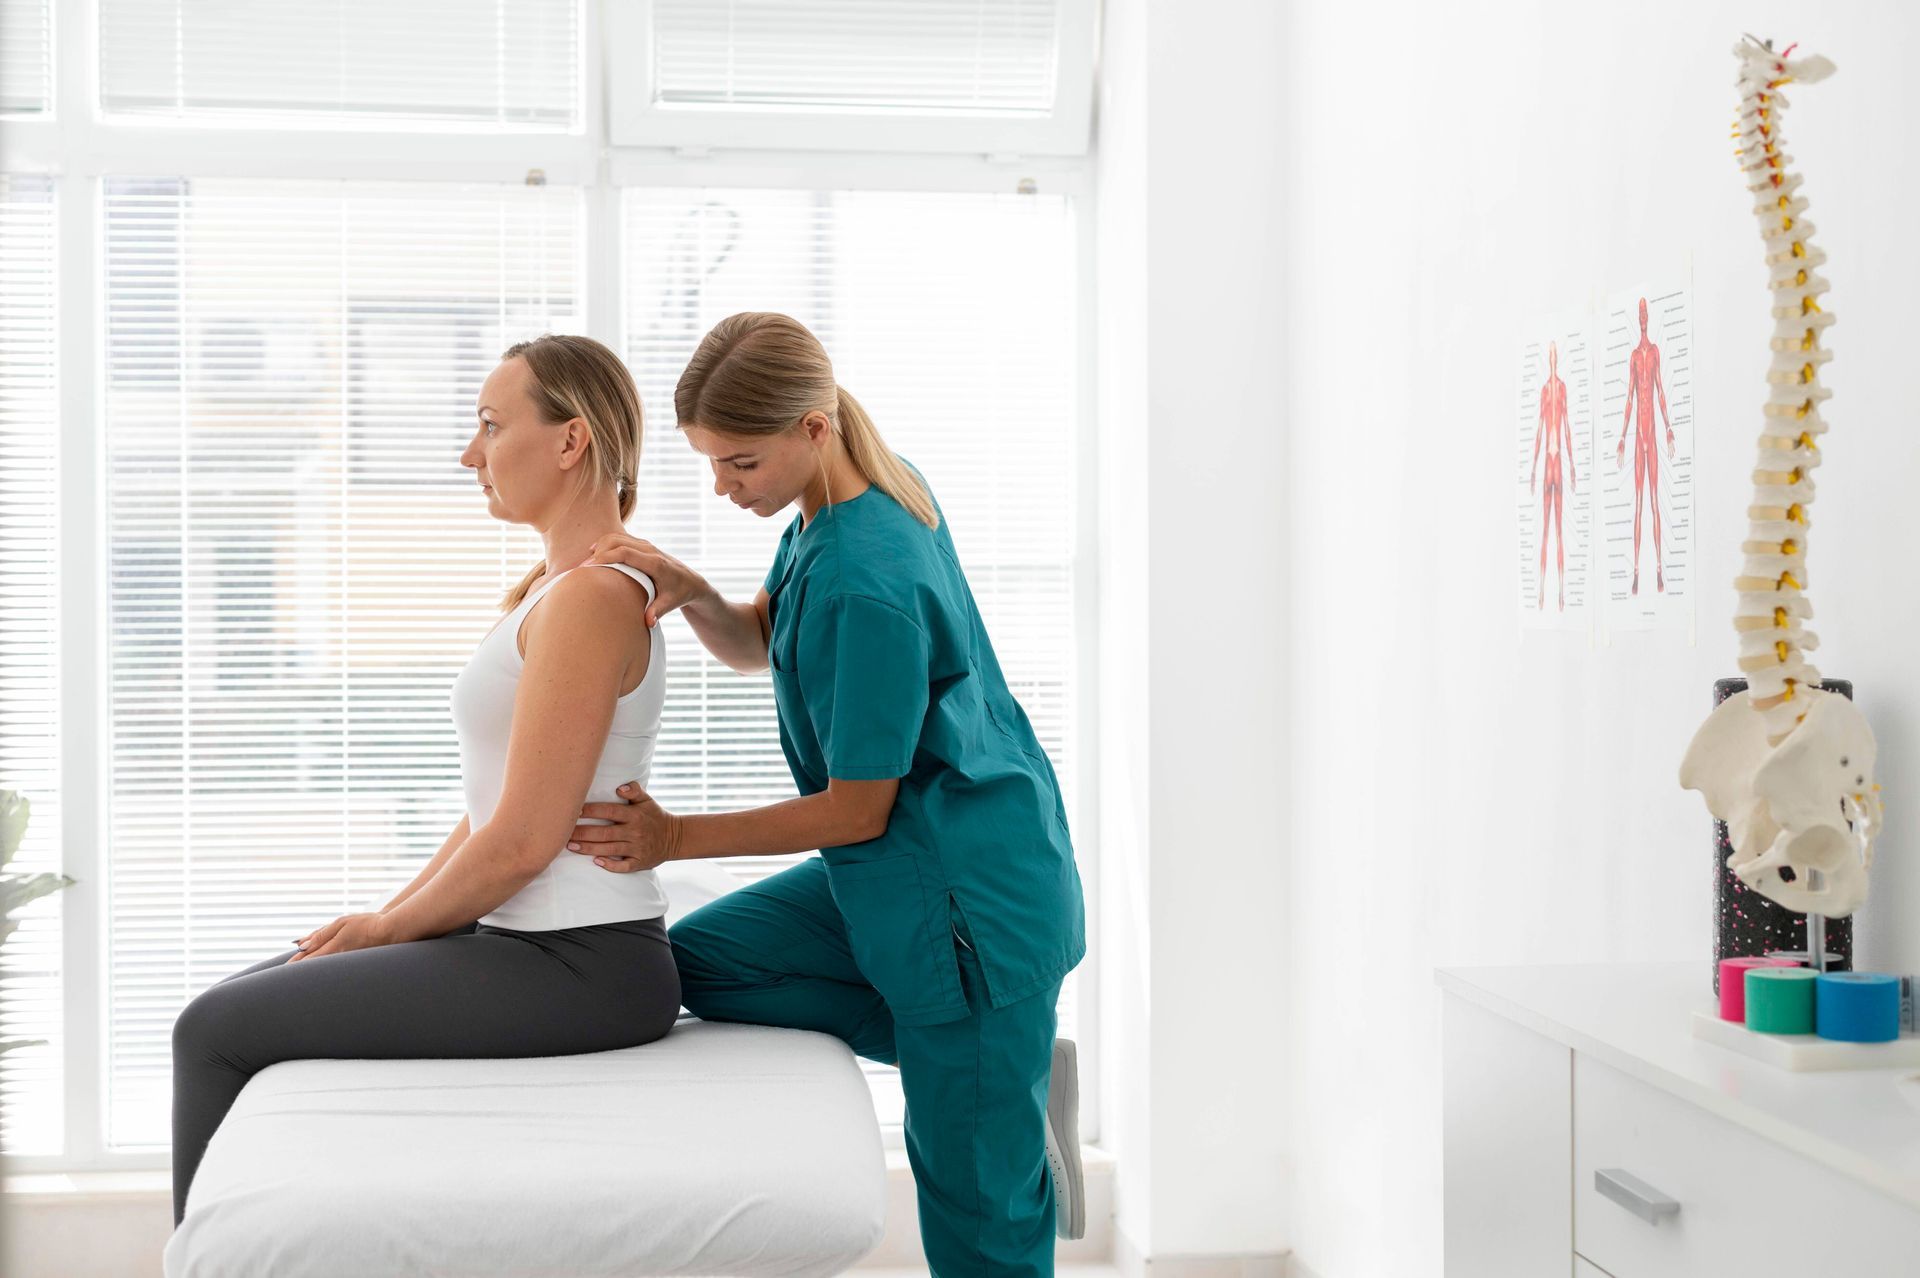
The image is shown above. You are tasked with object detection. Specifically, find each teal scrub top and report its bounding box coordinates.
[763,463,1085,1027]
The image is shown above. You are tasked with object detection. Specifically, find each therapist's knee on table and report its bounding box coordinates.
[667,912,756,998]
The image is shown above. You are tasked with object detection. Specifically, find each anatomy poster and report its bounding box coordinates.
[1516,322,1595,629]
[1599,281,1694,635]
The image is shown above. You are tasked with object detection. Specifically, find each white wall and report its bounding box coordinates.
[1283,4,1920,1277]
[1098,0,1152,1243]
[1094,0,1156,1251]
[1094,0,1290,1261]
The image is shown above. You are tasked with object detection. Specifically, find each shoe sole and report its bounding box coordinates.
[1045,1036,1086,1240]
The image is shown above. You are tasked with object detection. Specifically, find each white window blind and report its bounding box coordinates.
[100,178,581,1149]
[0,0,53,116]
[0,173,62,1155]
[622,187,1081,1121]
[98,0,580,128]
[651,0,1060,114]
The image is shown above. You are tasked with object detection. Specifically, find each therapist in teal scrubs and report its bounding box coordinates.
[567,312,1086,1273]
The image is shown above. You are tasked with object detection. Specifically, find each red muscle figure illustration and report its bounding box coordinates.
[1615,297,1675,594]
[1529,341,1577,610]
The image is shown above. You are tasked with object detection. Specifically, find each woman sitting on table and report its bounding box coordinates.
[168,334,681,1228]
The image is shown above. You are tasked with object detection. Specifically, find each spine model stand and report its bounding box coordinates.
[1679,39,1882,926]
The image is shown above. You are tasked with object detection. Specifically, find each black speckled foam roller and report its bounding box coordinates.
[1709,677,1854,996]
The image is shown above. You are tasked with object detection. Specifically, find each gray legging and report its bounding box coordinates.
[170,916,680,1225]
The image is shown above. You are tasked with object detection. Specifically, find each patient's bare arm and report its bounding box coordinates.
[378,813,470,914]
[583,533,770,674]
[382,568,648,941]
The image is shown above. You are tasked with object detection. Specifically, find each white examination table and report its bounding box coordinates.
[164,865,886,1277]
[163,1019,887,1277]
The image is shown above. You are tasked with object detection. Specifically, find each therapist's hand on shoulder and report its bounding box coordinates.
[583,534,711,629]
[568,781,683,873]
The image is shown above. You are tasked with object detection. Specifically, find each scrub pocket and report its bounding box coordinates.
[825,854,966,1026]
[947,891,996,1007]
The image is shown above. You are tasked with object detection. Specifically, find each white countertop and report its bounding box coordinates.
[1436,961,1920,1212]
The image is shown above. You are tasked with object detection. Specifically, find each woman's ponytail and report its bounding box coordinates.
[834,386,936,529]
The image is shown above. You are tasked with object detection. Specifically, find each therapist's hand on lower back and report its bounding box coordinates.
[583,534,712,629]
[568,781,683,873]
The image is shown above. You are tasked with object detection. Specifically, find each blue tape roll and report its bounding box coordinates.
[1814,972,1901,1043]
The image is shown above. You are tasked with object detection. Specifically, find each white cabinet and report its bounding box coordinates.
[1440,963,1920,1278]
[1572,1053,1918,1275]
[1441,995,1569,1277]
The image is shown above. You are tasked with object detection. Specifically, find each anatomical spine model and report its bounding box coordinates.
[1679,39,1882,920]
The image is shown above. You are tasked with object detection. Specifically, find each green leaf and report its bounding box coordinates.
[1,872,72,919]
[0,790,28,869]
[0,1037,47,1056]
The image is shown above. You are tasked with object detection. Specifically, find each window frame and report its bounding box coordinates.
[91,0,587,134]
[0,0,1101,1174]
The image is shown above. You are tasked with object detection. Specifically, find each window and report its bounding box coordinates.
[97,0,581,128]
[104,178,184,393]
[624,185,1080,1123]
[348,303,504,487]
[609,0,1098,154]
[0,0,52,118]
[99,179,581,1147]
[653,0,1060,113]
[625,187,1077,854]
[0,173,60,1154]
[7,0,1094,1169]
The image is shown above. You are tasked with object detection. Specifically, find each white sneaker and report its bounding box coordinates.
[1044,1036,1086,1240]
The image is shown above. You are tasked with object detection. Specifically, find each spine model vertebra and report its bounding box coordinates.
[1731,38,1837,745]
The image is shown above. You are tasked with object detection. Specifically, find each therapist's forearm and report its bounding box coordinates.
[672,791,885,861]
[680,586,769,674]
[379,825,548,943]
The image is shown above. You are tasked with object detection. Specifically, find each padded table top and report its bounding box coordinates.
[164,1019,887,1277]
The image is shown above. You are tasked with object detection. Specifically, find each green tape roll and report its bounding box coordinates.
[1745,967,1819,1034]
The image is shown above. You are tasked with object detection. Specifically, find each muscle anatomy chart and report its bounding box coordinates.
[1516,325,1594,629]
[1600,282,1695,633]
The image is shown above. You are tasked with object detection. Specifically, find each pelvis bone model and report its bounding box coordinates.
[1678,38,1883,919]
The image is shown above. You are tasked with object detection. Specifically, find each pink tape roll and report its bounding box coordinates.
[1720,956,1802,1021]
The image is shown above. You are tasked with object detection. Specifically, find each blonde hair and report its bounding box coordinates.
[494,334,644,611]
[673,312,937,529]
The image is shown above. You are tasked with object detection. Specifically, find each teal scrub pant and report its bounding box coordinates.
[669,856,1061,1276]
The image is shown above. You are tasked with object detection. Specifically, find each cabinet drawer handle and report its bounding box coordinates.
[1595,1168,1680,1224]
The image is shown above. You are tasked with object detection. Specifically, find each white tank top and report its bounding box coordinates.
[450,562,670,930]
